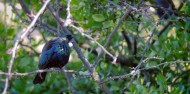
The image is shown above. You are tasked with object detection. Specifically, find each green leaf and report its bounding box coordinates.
[100,62,107,69]
[92,14,105,22]
[103,20,113,28]
[185,20,190,30]
[156,74,164,85]
[152,35,158,40]
[156,74,167,90]
[136,85,147,94]
[110,85,119,91]
[172,41,179,49]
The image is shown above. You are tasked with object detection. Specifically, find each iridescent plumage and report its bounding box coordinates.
[33,35,72,84]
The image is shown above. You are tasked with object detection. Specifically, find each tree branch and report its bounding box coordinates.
[121,31,132,54]
[70,24,117,64]
[0,69,82,76]
[103,60,189,83]
[92,9,133,68]
[62,67,78,94]
[150,0,185,45]
[41,1,112,93]
[93,0,144,68]
[80,44,138,67]
[19,42,40,55]
[18,0,58,35]
[3,1,51,93]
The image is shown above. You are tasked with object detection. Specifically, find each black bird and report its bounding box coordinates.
[154,0,175,19]
[33,35,72,84]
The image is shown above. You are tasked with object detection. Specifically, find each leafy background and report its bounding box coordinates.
[0,0,190,94]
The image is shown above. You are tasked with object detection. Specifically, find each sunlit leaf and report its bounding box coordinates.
[92,14,105,22]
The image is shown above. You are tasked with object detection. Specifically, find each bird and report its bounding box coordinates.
[154,0,175,19]
[33,34,73,84]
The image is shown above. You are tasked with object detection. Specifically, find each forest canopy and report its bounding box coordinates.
[0,0,190,94]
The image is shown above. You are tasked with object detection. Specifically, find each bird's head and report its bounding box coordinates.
[66,34,73,42]
[59,34,73,47]
[59,34,72,41]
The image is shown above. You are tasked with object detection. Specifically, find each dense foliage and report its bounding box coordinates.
[0,0,190,93]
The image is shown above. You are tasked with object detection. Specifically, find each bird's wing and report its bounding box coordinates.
[38,38,58,69]
[42,38,59,51]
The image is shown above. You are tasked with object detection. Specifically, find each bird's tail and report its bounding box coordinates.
[33,72,47,84]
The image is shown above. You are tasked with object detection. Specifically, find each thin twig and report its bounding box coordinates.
[93,0,144,68]
[20,42,40,55]
[102,60,190,83]
[126,19,162,88]
[18,0,58,35]
[56,0,61,35]
[7,0,28,23]
[64,0,72,26]
[122,1,186,92]
[20,0,50,39]
[0,69,81,76]
[107,0,125,13]
[62,67,77,94]
[92,9,133,68]
[3,40,19,94]
[18,0,32,17]
[142,57,164,63]
[80,44,138,67]
[70,24,117,64]
[2,0,51,93]
[151,22,172,45]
